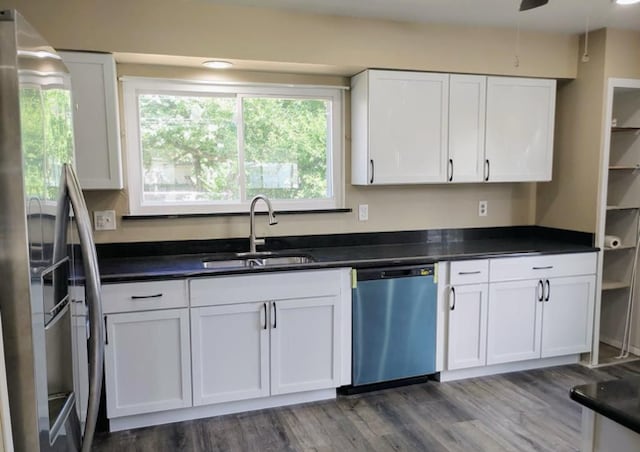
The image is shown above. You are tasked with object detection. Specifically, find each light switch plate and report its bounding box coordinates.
[358,204,369,221]
[94,210,117,231]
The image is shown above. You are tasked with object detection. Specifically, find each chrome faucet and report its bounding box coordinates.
[249,194,277,253]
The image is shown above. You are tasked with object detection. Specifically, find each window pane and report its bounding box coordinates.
[243,97,331,200]
[138,94,238,203]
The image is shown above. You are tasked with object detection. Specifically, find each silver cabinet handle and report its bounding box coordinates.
[458,270,481,275]
[130,293,163,300]
[370,159,375,184]
[532,266,553,270]
[262,302,267,330]
[450,287,456,311]
[537,280,544,302]
[544,279,551,302]
[448,159,453,182]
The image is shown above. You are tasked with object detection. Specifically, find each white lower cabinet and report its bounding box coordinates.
[270,297,341,395]
[191,295,341,405]
[541,275,595,358]
[487,259,597,366]
[104,308,192,417]
[101,269,350,429]
[191,303,269,406]
[447,283,488,370]
[487,280,542,365]
[445,253,597,374]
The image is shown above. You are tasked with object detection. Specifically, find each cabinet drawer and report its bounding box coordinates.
[102,280,188,314]
[190,269,345,307]
[490,252,597,282]
[450,260,489,285]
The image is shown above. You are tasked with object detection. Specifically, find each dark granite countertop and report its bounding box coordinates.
[570,376,640,434]
[94,226,597,283]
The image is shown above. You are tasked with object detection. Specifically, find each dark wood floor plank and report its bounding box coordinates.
[94,361,640,451]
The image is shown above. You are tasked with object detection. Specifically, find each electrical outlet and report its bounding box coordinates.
[358,204,369,221]
[94,210,117,231]
[478,201,488,217]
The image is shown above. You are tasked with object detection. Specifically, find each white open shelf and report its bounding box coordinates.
[604,208,639,250]
[595,80,640,366]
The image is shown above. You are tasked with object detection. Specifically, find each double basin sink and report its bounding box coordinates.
[202,251,315,270]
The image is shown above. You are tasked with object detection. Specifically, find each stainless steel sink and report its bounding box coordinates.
[202,259,252,269]
[202,254,315,269]
[260,256,314,266]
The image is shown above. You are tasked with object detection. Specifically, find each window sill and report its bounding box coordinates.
[121,208,352,220]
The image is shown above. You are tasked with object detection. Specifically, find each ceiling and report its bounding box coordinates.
[200,0,640,33]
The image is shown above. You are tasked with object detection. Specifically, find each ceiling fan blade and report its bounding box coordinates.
[519,0,549,11]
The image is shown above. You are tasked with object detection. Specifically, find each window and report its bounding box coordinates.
[122,78,343,214]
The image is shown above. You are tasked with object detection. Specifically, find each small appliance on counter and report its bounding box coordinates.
[345,264,437,393]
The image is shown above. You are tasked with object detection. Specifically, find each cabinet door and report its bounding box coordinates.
[270,296,341,395]
[368,70,449,184]
[191,304,269,406]
[59,51,123,189]
[541,275,596,358]
[447,284,488,370]
[105,309,191,418]
[448,75,486,183]
[485,77,556,182]
[487,280,543,365]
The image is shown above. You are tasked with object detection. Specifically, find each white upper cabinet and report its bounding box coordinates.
[59,51,123,189]
[448,75,487,183]
[351,70,556,185]
[485,77,556,182]
[351,70,449,184]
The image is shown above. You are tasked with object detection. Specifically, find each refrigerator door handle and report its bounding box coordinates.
[61,164,104,452]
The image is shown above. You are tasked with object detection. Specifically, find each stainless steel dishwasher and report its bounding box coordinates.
[351,264,437,389]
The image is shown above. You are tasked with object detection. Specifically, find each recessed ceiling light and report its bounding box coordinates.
[202,60,233,69]
[615,0,640,5]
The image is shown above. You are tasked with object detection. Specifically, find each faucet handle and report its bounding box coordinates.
[254,238,266,247]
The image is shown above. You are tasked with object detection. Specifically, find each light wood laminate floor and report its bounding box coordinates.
[94,361,640,452]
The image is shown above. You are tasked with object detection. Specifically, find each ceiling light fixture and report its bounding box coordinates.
[202,60,233,69]
[615,0,640,4]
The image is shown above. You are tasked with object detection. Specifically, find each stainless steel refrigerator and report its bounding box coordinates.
[0,10,104,452]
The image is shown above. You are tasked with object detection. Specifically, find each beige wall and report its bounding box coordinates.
[86,63,536,243]
[536,29,640,234]
[1,0,578,78]
[536,30,608,233]
[2,0,581,243]
[604,29,640,79]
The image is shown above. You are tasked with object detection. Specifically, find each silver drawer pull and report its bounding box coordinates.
[532,266,553,270]
[458,271,481,275]
[130,293,163,300]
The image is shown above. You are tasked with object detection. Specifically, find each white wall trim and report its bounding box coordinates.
[109,388,335,432]
[437,354,579,382]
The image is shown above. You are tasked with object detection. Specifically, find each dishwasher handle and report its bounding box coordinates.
[356,265,434,281]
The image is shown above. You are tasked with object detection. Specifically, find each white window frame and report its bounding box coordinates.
[122,77,344,215]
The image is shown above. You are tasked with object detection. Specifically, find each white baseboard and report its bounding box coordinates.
[437,355,579,382]
[109,388,335,432]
